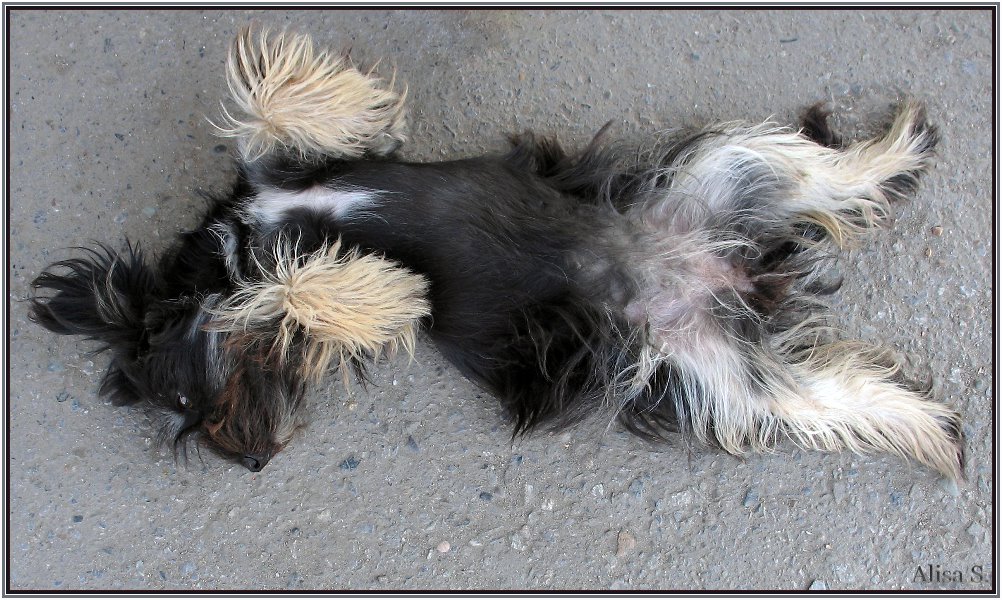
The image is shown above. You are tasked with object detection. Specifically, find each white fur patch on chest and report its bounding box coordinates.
[246,185,378,226]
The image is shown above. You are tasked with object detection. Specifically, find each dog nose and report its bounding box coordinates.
[240,453,270,472]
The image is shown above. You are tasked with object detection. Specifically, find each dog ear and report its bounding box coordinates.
[30,242,157,352]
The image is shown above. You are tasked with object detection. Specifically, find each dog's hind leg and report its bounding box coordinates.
[628,102,936,253]
[762,338,964,480]
[617,103,961,479]
[212,26,407,163]
[771,100,937,247]
[630,325,964,480]
[620,278,964,480]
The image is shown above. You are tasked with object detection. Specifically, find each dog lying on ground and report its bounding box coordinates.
[29,27,963,479]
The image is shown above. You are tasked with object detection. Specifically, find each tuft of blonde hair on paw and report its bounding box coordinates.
[207,236,430,385]
[212,25,408,162]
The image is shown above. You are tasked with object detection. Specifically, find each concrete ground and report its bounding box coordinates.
[6,8,994,591]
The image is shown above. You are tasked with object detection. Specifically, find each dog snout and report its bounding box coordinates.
[240,453,270,472]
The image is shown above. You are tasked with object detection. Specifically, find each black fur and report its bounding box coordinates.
[799,102,843,148]
[29,37,957,476]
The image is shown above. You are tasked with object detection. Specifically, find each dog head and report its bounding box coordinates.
[29,237,430,471]
[27,244,295,470]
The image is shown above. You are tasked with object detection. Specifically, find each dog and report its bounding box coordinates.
[29,26,963,479]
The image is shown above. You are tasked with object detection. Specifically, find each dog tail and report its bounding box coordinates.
[205,235,430,385]
[212,26,408,163]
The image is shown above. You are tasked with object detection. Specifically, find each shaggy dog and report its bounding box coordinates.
[29,27,963,479]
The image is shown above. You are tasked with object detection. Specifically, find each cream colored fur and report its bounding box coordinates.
[624,317,963,480]
[768,341,962,480]
[208,237,430,384]
[624,102,962,480]
[636,102,935,248]
[213,26,408,162]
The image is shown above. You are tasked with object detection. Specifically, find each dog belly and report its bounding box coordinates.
[251,159,622,296]
[624,230,757,341]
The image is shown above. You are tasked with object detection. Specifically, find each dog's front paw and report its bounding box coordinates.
[213,25,408,163]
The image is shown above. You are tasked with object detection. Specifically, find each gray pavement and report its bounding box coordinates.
[6,9,994,591]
